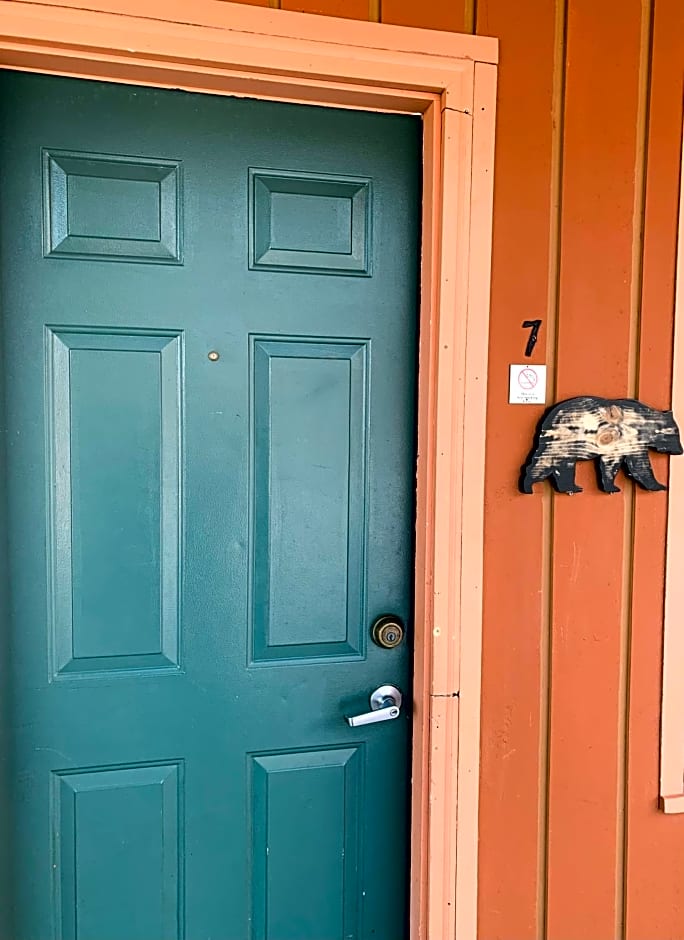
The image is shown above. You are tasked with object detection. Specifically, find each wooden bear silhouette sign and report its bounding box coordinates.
[521,396,683,494]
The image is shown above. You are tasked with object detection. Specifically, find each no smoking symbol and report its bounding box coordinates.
[518,368,538,391]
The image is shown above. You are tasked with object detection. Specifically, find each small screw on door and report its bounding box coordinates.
[371,615,405,650]
[208,350,220,361]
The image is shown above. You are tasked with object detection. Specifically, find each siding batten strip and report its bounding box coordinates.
[538,2,568,937]
[616,6,654,939]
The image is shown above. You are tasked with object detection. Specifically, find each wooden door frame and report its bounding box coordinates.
[0,3,497,937]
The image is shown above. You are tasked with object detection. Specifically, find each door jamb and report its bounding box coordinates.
[0,4,498,937]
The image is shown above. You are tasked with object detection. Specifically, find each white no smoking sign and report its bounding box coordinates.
[509,364,547,405]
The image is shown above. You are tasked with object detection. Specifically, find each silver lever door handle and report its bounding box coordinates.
[346,685,402,727]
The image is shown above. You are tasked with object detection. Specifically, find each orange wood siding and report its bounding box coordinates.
[628,0,684,936]
[254,0,683,935]
[476,1,557,936]
[381,0,472,32]
[280,0,369,18]
[13,0,684,935]
[547,4,644,936]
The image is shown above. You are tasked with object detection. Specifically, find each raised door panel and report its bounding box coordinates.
[250,337,369,663]
[43,150,182,263]
[249,169,371,275]
[53,762,183,940]
[251,747,363,940]
[46,328,182,678]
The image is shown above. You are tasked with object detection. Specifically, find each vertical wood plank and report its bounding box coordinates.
[381,0,471,32]
[279,0,368,19]
[217,0,274,7]
[627,0,684,935]
[475,1,557,938]
[546,3,644,938]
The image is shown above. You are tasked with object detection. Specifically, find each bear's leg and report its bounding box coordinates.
[598,456,622,493]
[521,466,540,493]
[521,454,550,493]
[624,454,667,491]
[552,460,583,494]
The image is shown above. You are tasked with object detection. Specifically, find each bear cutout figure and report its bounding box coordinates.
[521,396,683,494]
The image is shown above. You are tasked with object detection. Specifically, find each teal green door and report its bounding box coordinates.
[0,72,419,940]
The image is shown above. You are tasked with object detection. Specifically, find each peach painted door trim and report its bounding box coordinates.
[661,121,684,814]
[0,3,498,935]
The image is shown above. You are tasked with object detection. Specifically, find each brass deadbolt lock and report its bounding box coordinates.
[371,615,405,650]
